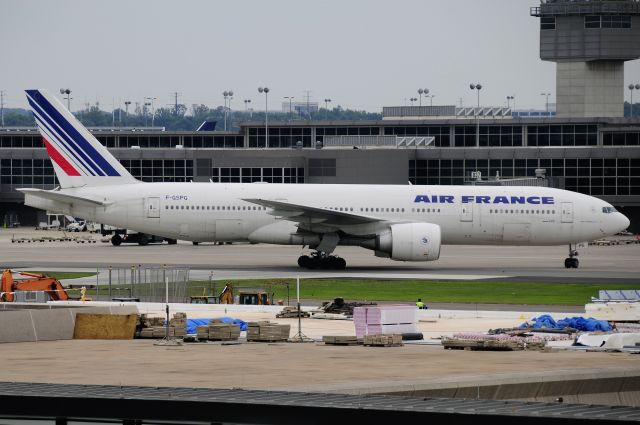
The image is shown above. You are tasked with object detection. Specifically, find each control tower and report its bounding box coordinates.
[531,1,640,118]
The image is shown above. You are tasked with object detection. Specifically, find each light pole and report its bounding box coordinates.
[427,94,435,107]
[541,92,551,113]
[506,95,514,108]
[418,88,429,107]
[324,98,331,120]
[244,99,252,119]
[258,87,270,148]
[143,102,151,126]
[223,90,234,131]
[470,83,482,147]
[59,88,72,110]
[629,84,640,117]
[410,97,417,106]
[145,97,157,126]
[284,96,294,121]
[124,101,131,123]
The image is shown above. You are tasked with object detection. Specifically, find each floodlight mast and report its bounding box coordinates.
[258,87,270,148]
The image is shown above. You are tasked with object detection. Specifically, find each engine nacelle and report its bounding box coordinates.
[376,223,441,262]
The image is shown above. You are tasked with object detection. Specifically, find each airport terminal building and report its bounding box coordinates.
[1,0,640,231]
[1,114,639,230]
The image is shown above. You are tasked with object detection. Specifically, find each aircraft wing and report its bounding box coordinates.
[17,188,111,207]
[243,198,382,226]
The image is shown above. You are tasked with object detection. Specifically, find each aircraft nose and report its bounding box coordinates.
[620,213,630,232]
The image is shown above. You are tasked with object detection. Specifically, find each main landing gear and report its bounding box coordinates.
[564,244,579,269]
[298,252,346,270]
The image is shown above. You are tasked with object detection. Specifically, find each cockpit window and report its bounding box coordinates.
[602,206,617,214]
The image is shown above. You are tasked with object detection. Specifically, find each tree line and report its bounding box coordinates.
[1,104,382,131]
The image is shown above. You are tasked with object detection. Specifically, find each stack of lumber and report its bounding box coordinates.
[170,312,187,338]
[363,334,403,347]
[322,335,362,346]
[276,306,310,318]
[246,321,290,342]
[441,333,547,351]
[354,305,418,338]
[196,326,210,340]
[207,322,241,341]
[137,313,187,339]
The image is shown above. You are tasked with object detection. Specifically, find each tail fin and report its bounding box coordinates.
[25,89,138,188]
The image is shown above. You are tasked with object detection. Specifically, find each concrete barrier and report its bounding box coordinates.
[0,305,138,343]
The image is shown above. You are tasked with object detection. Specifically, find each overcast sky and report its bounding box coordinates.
[2,0,640,113]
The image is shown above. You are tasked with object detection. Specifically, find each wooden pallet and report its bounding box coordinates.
[441,337,546,351]
[322,336,362,346]
[363,334,403,347]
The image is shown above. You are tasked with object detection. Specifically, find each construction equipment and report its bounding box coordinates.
[238,290,271,305]
[216,283,272,305]
[219,283,234,304]
[0,269,74,302]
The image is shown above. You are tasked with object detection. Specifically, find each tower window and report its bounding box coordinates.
[541,16,555,30]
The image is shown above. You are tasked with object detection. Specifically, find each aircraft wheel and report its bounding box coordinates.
[564,258,572,268]
[166,239,177,245]
[335,257,346,270]
[138,234,149,246]
[192,241,200,246]
[298,255,309,268]
[571,258,579,268]
[307,256,322,270]
[111,234,122,246]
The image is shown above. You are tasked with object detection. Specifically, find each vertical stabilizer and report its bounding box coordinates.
[25,89,138,188]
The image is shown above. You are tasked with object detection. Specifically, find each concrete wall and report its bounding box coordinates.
[0,305,139,343]
[556,61,624,118]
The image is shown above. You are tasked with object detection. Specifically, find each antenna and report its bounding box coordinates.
[303,90,312,119]
[0,91,4,127]
[172,92,181,115]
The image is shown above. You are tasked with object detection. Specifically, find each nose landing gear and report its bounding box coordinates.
[564,244,579,269]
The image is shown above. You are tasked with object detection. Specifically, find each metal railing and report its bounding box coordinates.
[532,1,640,17]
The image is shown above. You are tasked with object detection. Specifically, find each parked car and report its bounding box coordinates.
[66,220,87,232]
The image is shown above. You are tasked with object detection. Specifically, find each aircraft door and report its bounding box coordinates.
[145,197,160,218]
[460,203,473,222]
[561,202,573,223]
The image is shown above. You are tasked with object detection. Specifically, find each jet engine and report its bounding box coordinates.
[371,222,441,261]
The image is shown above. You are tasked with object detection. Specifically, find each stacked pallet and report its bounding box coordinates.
[276,306,310,318]
[363,334,403,347]
[441,334,547,351]
[322,335,362,346]
[246,321,291,342]
[137,313,187,339]
[170,312,187,338]
[207,322,241,341]
[353,305,418,338]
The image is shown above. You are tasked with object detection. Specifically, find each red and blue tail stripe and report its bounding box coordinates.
[25,89,121,177]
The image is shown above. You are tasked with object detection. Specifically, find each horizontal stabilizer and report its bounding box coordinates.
[17,188,111,206]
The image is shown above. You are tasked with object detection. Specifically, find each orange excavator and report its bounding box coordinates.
[0,269,72,302]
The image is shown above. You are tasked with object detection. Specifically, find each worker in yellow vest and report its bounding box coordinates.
[415,298,425,309]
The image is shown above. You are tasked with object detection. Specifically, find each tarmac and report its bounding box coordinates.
[1,227,640,406]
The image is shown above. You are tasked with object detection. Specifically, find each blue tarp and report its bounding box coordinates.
[186,317,248,334]
[520,314,612,332]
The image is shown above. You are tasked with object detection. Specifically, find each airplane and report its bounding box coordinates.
[19,89,630,270]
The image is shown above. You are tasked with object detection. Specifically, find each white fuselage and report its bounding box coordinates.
[25,183,628,247]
